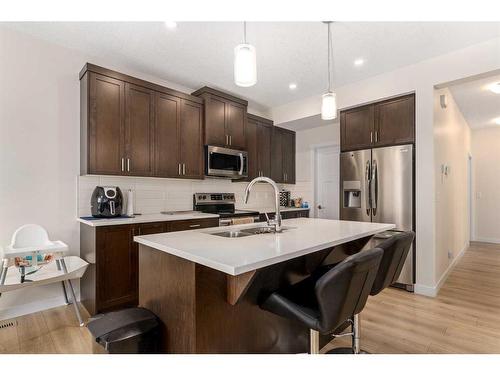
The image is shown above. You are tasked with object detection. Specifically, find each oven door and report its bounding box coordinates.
[206,146,248,178]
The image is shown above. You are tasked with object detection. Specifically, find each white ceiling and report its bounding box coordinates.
[3,22,500,110]
[448,74,500,129]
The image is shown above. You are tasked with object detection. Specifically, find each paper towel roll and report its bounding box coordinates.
[126,189,134,217]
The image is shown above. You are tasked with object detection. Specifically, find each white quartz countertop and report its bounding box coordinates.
[134,218,395,275]
[77,212,219,227]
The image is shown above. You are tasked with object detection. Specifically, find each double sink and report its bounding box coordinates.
[211,226,294,238]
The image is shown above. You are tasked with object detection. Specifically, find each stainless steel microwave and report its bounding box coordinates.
[205,146,248,179]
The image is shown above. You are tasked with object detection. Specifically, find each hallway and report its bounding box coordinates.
[326,241,500,353]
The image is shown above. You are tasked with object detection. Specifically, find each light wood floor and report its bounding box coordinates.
[1,241,499,354]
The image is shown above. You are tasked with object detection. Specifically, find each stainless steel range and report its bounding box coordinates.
[193,193,260,226]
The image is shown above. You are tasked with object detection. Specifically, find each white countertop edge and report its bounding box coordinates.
[134,222,395,276]
[77,213,219,227]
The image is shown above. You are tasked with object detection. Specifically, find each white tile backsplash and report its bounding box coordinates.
[77,175,295,217]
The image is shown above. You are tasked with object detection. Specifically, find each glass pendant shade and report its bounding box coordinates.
[234,43,257,87]
[321,92,337,120]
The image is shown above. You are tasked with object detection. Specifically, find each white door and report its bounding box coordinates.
[315,146,340,219]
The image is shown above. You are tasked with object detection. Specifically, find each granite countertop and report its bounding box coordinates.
[134,218,395,275]
[77,212,219,227]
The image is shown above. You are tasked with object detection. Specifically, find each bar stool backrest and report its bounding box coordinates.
[370,231,415,296]
[315,247,383,334]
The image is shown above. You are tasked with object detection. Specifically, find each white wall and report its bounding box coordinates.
[471,127,500,243]
[0,26,272,319]
[433,88,471,288]
[272,36,500,295]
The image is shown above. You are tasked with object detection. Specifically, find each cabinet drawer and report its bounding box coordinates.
[168,218,219,232]
[140,222,167,235]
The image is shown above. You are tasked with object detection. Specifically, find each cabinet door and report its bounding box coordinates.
[375,94,415,146]
[96,225,138,310]
[271,128,284,183]
[125,83,155,176]
[282,130,296,184]
[257,124,272,178]
[168,218,219,232]
[88,73,125,175]
[155,93,181,177]
[226,102,246,149]
[205,96,227,146]
[340,105,374,151]
[180,100,204,179]
[245,117,259,180]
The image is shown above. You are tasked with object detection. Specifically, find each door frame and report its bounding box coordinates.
[313,144,340,218]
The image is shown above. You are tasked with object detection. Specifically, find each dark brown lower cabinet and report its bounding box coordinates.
[80,217,219,315]
[260,209,309,222]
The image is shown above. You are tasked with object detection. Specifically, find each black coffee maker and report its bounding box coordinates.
[91,186,123,218]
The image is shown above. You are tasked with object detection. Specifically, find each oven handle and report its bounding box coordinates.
[219,218,233,226]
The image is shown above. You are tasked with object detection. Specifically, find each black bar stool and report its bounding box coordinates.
[260,247,383,354]
[333,231,415,354]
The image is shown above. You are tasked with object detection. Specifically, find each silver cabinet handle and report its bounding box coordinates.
[182,163,186,175]
[370,131,373,143]
[189,224,201,228]
[127,158,130,172]
[226,135,229,145]
[229,135,232,145]
[121,158,125,172]
[178,163,181,175]
[375,131,378,143]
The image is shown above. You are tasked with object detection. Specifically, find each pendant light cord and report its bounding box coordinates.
[327,21,332,93]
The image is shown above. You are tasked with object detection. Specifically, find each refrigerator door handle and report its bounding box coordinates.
[371,159,378,216]
[365,160,371,216]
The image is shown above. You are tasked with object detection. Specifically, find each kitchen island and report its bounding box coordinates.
[134,218,394,353]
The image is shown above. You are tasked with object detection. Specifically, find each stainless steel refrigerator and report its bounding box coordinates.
[340,144,414,290]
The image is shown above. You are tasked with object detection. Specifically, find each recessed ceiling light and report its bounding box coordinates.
[494,117,500,125]
[164,21,177,29]
[289,83,297,90]
[489,83,500,94]
[354,58,364,67]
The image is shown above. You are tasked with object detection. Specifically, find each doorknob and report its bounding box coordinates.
[317,205,323,209]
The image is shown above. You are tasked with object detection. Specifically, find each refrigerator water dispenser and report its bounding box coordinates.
[343,181,362,208]
[344,190,361,208]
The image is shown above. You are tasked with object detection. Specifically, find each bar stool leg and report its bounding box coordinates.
[60,258,84,327]
[352,314,360,354]
[310,329,320,354]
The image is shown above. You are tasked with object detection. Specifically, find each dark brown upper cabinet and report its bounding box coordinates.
[340,93,415,152]
[246,114,273,180]
[84,72,125,175]
[374,94,415,147]
[192,87,248,149]
[80,63,204,179]
[340,105,374,152]
[125,83,155,176]
[271,126,296,184]
[179,99,204,179]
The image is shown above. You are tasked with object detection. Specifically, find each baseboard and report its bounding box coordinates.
[414,244,468,298]
[435,244,468,293]
[472,237,500,245]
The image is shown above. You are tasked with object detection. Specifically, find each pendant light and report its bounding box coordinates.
[321,21,337,120]
[234,22,257,87]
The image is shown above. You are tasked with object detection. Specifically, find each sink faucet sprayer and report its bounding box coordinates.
[244,176,282,233]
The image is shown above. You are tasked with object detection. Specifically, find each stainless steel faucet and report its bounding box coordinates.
[244,176,282,232]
